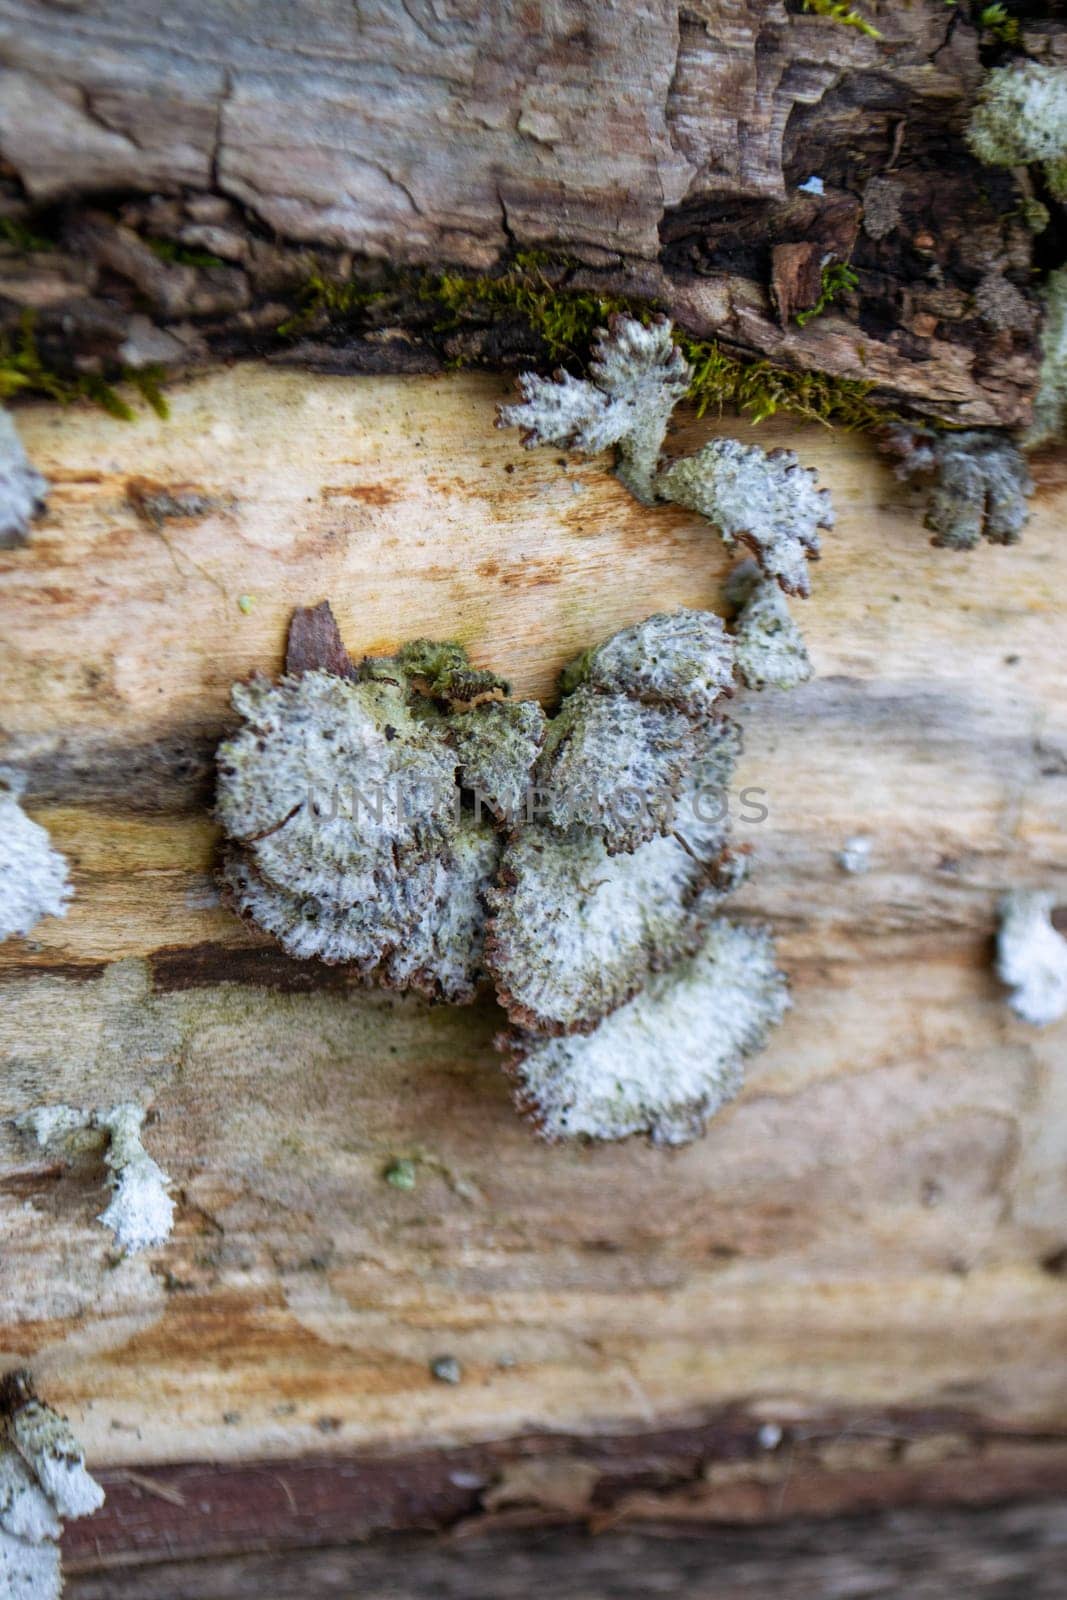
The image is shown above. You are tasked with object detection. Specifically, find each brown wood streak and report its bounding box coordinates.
[60,1410,1067,1570]
[61,1504,1067,1600]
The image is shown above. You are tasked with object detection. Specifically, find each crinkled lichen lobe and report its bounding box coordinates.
[567,607,736,717]
[534,688,696,853]
[447,698,547,823]
[498,313,690,504]
[884,426,1033,549]
[727,562,813,691]
[504,919,789,1143]
[967,62,1067,199]
[658,439,831,597]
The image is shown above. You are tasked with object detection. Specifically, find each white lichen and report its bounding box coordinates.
[505,920,789,1143]
[0,1448,60,1544]
[658,439,831,597]
[5,1399,104,1522]
[0,1525,62,1600]
[16,1102,174,1255]
[884,426,1033,549]
[534,689,697,853]
[0,1375,104,1600]
[498,314,691,503]
[726,561,812,691]
[837,834,872,875]
[0,781,72,943]
[447,699,547,822]
[220,606,787,1142]
[499,321,833,595]
[0,408,48,550]
[487,821,738,1035]
[95,1103,175,1255]
[561,608,735,716]
[376,812,500,1003]
[997,889,1067,1027]
[967,62,1067,202]
[1027,268,1067,449]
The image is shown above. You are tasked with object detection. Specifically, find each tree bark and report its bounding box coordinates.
[0,0,1062,425]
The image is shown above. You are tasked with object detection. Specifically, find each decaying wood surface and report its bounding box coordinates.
[0,0,1060,425]
[64,1504,1067,1600]
[1,367,1064,1497]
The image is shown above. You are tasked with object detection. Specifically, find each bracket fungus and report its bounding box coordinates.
[0,1372,104,1600]
[217,603,789,1143]
[499,313,833,596]
[0,777,71,944]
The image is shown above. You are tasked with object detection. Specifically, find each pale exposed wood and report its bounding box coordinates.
[0,368,1065,1483]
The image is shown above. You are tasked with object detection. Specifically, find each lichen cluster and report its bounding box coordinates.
[500,314,834,597]
[217,604,789,1143]
[882,426,1033,549]
[0,1373,104,1600]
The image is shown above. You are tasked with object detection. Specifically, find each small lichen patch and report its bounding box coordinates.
[487,820,738,1035]
[16,1101,174,1255]
[837,835,872,875]
[967,62,1067,202]
[447,699,547,823]
[1027,269,1067,449]
[505,920,789,1143]
[658,439,831,597]
[0,782,71,943]
[0,408,48,549]
[498,314,690,504]
[95,1103,175,1255]
[884,426,1033,549]
[997,890,1067,1027]
[0,1448,60,1544]
[534,688,696,853]
[0,1524,61,1600]
[0,1374,103,1600]
[726,561,812,691]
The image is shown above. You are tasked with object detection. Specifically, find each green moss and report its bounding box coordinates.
[147,238,226,270]
[292,252,891,432]
[794,261,859,329]
[0,310,169,419]
[977,2,1021,45]
[0,216,54,253]
[800,0,882,40]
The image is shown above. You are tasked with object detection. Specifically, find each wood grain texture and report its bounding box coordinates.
[0,367,1065,1486]
[63,1504,1067,1600]
[0,0,1056,424]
